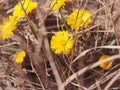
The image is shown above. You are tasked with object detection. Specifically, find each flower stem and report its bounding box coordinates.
[59,9,70,30]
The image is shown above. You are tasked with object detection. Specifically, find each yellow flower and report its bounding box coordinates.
[98,55,112,70]
[67,9,92,31]
[16,50,26,64]
[50,31,73,54]
[0,15,18,40]
[50,0,69,11]
[13,0,37,18]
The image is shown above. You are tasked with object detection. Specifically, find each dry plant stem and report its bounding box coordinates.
[37,1,64,90]
[110,1,120,53]
[91,30,113,33]
[18,36,45,90]
[13,33,42,90]
[38,0,52,27]
[104,70,120,90]
[88,70,119,90]
[72,33,85,89]
[6,35,37,89]
[61,45,120,88]
[4,59,29,89]
[19,0,38,39]
[30,24,46,89]
[40,19,63,90]
[43,34,63,90]
[111,19,120,52]
[0,42,19,48]
[76,0,119,35]
[71,46,120,64]
[13,64,27,89]
[20,77,42,87]
[91,0,115,19]
[95,79,101,90]
[102,0,109,30]
[8,75,40,89]
[60,55,120,89]
[70,82,88,90]
[80,0,89,28]
[83,0,88,9]
[19,0,46,89]
[76,10,120,36]
[29,53,46,90]
[111,14,120,54]
[70,66,83,90]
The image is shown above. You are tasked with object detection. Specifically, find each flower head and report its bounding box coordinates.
[50,31,73,54]
[50,0,69,11]
[13,0,37,18]
[98,55,112,70]
[67,9,92,31]
[0,15,18,40]
[16,50,26,64]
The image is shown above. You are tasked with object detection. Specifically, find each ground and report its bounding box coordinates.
[0,0,120,90]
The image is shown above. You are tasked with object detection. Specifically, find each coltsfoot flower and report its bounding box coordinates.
[50,0,69,11]
[16,50,26,64]
[13,0,37,18]
[98,55,112,70]
[0,15,18,40]
[50,31,73,54]
[67,9,92,31]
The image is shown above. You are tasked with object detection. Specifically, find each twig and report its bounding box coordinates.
[18,0,46,89]
[104,70,120,90]
[18,0,38,39]
[0,42,19,48]
[71,45,120,65]
[37,1,63,89]
[42,24,64,90]
[88,69,119,90]
[60,55,120,89]
[29,53,46,90]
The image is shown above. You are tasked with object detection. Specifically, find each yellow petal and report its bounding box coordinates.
[0,15,18,40]
[13,0,37,18]
[16,50,26,63]
[67,9,92,31]
[98,55,112,70]
[50,31,73,54]
[50,0,69,11]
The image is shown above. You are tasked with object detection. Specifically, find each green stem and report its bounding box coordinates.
[59,9,70,30]
[2,46,18,51]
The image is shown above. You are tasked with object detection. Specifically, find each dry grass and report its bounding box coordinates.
[0,0,120,90]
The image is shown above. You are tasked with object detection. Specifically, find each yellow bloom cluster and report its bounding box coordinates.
[98,55,112,70]
[0,0,37,40]
[50,0,69,11]
[67,9,92,31]
[50,31,73,54]
[0,16,18,40]
[16,50,26,63]
[13,0,37,18]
